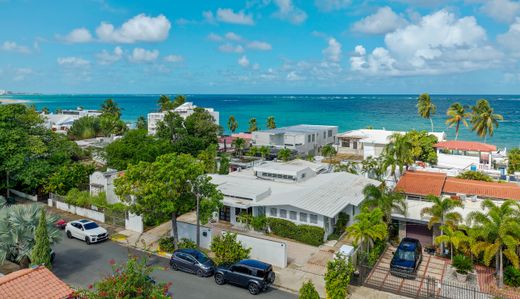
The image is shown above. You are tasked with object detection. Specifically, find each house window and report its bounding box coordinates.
[328,130,332,137]
[312,134,315,142]
[308,135,311,142]
[300,213,307,222]
[289,211,297,220]
[353,141,357,150]
[323,132,326,138]
[280,209,287,218]
[342,139,350,148]
[270,208,277,217]
[310,214,318,224]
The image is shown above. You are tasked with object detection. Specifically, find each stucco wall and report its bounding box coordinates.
[176,221,213,249]
[233,233,287,268]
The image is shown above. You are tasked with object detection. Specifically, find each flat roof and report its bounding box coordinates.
[434,140,497,152]
[338,129,446,145]
[253,159,325,174]
[258,124,337,135]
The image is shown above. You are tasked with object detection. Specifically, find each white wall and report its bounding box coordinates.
[266,205,325,229]
[176,221,213,249]
[76,206,105,223]
[9,189,37,201]
[126,212,144,233]
[437,153,479,169]
[233,232,287,268]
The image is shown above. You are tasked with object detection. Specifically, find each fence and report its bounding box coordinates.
[48,194,105,223]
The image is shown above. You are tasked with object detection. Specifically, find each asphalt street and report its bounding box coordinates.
[52,230,297,299]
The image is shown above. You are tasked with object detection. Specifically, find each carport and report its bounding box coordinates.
[405,222,433,247]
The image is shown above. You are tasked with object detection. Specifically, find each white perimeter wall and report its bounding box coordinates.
[176,221,213,250]
[232,232,287,268]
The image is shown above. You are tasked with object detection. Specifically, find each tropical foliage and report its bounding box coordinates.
[324,253,354,299]
[227,115,238,133]
[218,155,230,174]
[157,94,185,111]
[266,116,276,129]
[346,207,387,254]
[446,103,470,140]
[268,218,325,246]
[507,148,520,175]
[420,195,463,229]
[45,163,95,195]
[452,254,473,275]
[456,170,493,182]
[434,225,467,260]
[248,118,258,132]
[277,148,292,161]
[31,210,52,269]
[232,137,246,157]
[362,184,406,223]
[210,233,251,265]
[333,161,359,174]
[136,116,147,130]
[299,280,320,299]
[470,99,503,142]
[416,93,436,132]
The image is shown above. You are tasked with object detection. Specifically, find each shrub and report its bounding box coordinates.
[178,238,197,249]
[504,266,520,287]
[158,236,175,253]
[452,254,473,275]
[456,170,493,182]
[333,212,349,236]
[210,232,251,265]
[299,280,320,299]
[325,253,354,299]
[268,218,324,246]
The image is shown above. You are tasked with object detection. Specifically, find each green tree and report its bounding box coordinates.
[346,207,387,254]
[362,185,406,223]
[232,137,246,157]
[299,280,319,299]
[434,225,468,260]
[115,153,222,248]
[68,116,101,140]
[45,163,95,195]
[383,133,413,181]
[259,146,270,159]
[172,95,186,109]
[405,130,438,165]
[41,107,50,114]
[334,161,358,174]
[227,115,238,133]
[101,98,122,118]
[136,116,147,130]
[361,156,385,181]
[446,102,469,140]
[31,209,52,269]
[218,155,230,174]
[210,232,251,265]
[508,148,520,174]
[321,144,337,162]
[277,148,292,162]
[248,146,259,157]
[467,199,520,288]
[158,94,174,111]
[248,118,258,132]
[456,170,493,182]
[324,253,354,299]
[266,116,276,129]
[99,114,127,136]
[197,144,218,173]
[416,93,437,132]
[421,195,463,254]
[470,99,503,142]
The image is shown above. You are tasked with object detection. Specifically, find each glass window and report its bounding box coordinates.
[83,222,99,230]
[290,211,297,220]
[280,209,287,218]
[310,214,318,224]
[328,130,332,137]
[308,135,311,142]
[323,132,326,138]
[233,266,252,275]
[312,134,315,142]
[300,213,307,222]
[270,208,277,217]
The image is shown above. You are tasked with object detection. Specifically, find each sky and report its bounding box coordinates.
[1,0,520,94]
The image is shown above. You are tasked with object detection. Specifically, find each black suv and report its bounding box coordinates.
[390,238,423,278]
[170,248,215,277]
[214,259,276,295]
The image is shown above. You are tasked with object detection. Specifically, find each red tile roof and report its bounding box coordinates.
[434,140,497,152]
[0,266,73,299]
[395,171,447,197]
[444,177,520,201]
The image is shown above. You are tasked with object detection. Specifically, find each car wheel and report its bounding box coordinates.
[66,231,72,239]
[248,283,260,295]
[196,269,205,277]
[214,273,225,285]
[170,262,178,271]
[85,237,91,245]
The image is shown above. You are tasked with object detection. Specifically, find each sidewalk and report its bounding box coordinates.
[112,221,172,253]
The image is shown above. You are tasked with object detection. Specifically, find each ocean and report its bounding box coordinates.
[1,94,519,149]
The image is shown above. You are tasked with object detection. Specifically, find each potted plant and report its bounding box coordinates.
[452,254,473,282]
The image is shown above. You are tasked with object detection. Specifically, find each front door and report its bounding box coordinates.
[219,206,231,222]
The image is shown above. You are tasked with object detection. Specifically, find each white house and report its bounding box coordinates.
[252,125,338,156]
[42,108,102,134]
[147,102,220,135]
[209,159,380,238]
[337,129,446,159]
[434,140,498,171]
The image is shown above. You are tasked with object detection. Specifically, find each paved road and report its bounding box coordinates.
[52,231,297,299]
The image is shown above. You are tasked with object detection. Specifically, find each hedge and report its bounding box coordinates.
[268,218,324,246]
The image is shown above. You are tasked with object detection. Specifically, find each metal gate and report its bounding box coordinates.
[105,209,126,227]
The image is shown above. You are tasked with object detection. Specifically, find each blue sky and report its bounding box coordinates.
[1,0,520,94]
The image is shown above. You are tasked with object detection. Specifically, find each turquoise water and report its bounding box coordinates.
[1,94,519,148]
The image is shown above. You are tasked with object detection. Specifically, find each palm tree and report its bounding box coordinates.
[41,107,50,114]
[277,148,292,162]
[136,116,147,130]
[334,161,359,174]
[259,146,270,159]
[446,102,470,140]
[361,185,406,224]
[266,116,276,129]
[172,95,186,109]
[421,195,463,254]
[417,93,437,132]
[232,137,245,157]
[383,133,413,182]
[228,116,238,133]
[467,199,520,288]
[157,95,173,111]
[248,118,258,132]
[434,225,467,260]
[101,98,122,118]
[321,144,337,170]
[346,207,387,254]
[361,156,385,181]
[248,146,259,157]
[470,99,504,142]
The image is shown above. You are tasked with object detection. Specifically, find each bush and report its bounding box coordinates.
[456,170,493,182]
[178,238,197,249]
[299,280,320,299]
[452,254,473,275]
[505,266,520,287]
[268,218,324,246]
[210,233,251,265]
[158,236,175,253]
[333,212,349,237]
[325,253,354,299]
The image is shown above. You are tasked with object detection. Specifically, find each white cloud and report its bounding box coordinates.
[96,14,171,43]
[352,7,407,35]
[129,48,159,63]
[164,54,183,63]
[498,17,520,53]
[218,43,244,53]
[207,33,223,42]
[202,11,216,24]
[62,28,93,43]
[286,71,304,81]
[272,0,307,24]
[322,38,342,62]
[314,0,350,12]
[238,55,250,67]
[225,32,242,41]
[57,56,91,67]
[96,46,123,65]
[13,68,33,81]
[247,41,272,51]
[480,0,520,23]
[1,41,31,54]
[216,8,254,25]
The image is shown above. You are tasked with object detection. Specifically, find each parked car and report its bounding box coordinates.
[55,219,67,230]
[65,219,108,245]
[390,237,423,278]
[214,259,276,295]
[169,248,214,277]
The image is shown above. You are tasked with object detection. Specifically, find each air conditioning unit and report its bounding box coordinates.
[456,193,467,201]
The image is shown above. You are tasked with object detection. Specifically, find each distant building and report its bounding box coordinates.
[0,266,74,299]
[252,125,338,156]
[42,108,102,133]
[89,169,123,205]
[434,140,497,170]
[337,129,446,159]
[147,102,219,135]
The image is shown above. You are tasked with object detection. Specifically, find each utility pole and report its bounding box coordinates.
[189,179,201,247]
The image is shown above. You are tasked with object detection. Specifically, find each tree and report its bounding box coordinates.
[361,156,385,181]
[68,116,101,140]
[324,253,354,299]
[277,148,292,162]
[227,115,238,133]
[41,107,50,114]
[115,153,222,249]
[405,130,438,165]
[76,257,171,299]
[383,133,413,181]
[362,184,406,224]
[248,118,258,132]
[248,146,259,157]
[31,209,52,269]
[218,155,230,174]
[259,146,270,159]
[99,114,127,136]
[467,199,520,288]
[136,116,147,130]
[346,207,387,254]
[101,98,122,118]
[158,95,174,112]
[172,95,186,109]
[299,280,319,299]
[232,137,246,157]
[416,93,436,132]
[334,161,358,174]
[434,225,467,260]
[421,195,463,254]
[456,170,493,182]
[266,116,276,129]
[470,99,503,142]
[45,163,95,195]
[508,148,520,175]
[446,102,469,140]
[197,144,218,174]
[210,232,251,265]
[321,144,337,162]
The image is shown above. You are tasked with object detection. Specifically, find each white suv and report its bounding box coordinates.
[65,219,108,245]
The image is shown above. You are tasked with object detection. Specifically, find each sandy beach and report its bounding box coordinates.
[0,99,30,104]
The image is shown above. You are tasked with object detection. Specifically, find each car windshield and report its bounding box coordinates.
[192,251,209,263]
[396,249,415,262]
[83,222,99,230]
